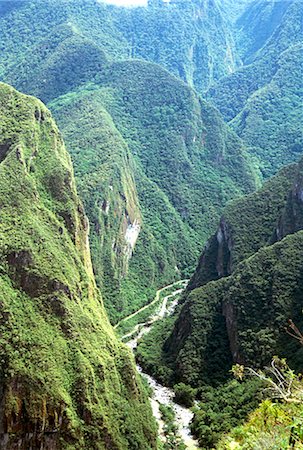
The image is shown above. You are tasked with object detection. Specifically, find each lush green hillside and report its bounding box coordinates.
[0,0,238,96]
[0,0,260,323]
[231,42,303,177]
[6,25,108,103]
[113,0,238,92]
[208,0,303,121]
[188,162,298,289]
[48,59,257,323]
[0,83,157,449]
[0,0,302,448]
[166,231,303,383]
[138,158,303,381]
[137,158,303,446]
[218,0,253,23]
[234,0,290,62]
[208,0,303,178]
[0,0,128,77]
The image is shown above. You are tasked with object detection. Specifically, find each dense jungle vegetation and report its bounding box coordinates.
[0,0,302,448]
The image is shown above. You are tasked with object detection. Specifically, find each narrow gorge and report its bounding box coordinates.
[0,0,302,448]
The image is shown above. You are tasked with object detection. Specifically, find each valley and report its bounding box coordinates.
[121,281,199,449]
[0,0,302,448]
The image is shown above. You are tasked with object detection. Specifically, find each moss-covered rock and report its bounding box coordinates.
[0,83,157,449]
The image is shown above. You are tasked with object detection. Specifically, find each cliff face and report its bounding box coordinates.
[164,160,303,386]
[188,163,298,291]
[274,160,303,241]
[0,83,156,449]
[50,91,142,323]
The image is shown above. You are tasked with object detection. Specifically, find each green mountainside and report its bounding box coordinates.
[188,162,298,289]
[234,0,290,62]
[208,0,303,178]
[0,83,157,449]
[0,0,302,447]
[137,158,303,447]
[137,159,303,381]
[0,0,237,95]
[48,59,257,323]
[113,0,238,92]
[0,0,260,323]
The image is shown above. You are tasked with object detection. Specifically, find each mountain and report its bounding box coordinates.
[234,0,291,62]
[188,162,298,289]
[218,0,254,23]
[5,24,108,104]
[208,0,303,178]
[0,0,238,96]
[48,59,257,323]
[0,0,260,322]
[0,83,157,449]
[138,157,303,387]
[135,157,303,448]
[113,0,238,91]
[0,0,302,447]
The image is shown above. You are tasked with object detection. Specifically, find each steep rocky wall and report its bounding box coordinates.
[0,83,156,449]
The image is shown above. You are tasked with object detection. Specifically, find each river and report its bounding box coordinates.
[123,283,200,449]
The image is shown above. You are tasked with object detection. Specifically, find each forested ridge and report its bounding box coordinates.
[0,0,302,448]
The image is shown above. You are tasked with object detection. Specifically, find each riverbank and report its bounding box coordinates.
[115,280,188,338]
[119,282,200,449]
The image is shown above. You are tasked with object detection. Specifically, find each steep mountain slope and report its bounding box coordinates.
[137,158,303,387]
[0,83,157,449]
[218,0,253,23]
[231,42,303,177]
[0,0,238,95]
[5,25,108,103]
[166,230,303,385]
[188,162,298,289]
[234,0,291,62]
[0,0,129,78]
[48,59,257,322]
[208,0,303,177]
[114,0,238,92]
[185,159,303,375]
[48,88,143,323]
[209,0,303,120]
[0,0,258,322]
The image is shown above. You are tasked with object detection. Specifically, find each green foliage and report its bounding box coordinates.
[0,0,238,96]
[218,356,303,448]
[218,400,303,449]
[114,0,237,92]
[231,43,303,178]
[136,309,180,385]
[166,231,303,387]
[173,383,197,407]
[208,1,303,178]
[159,404,186,450]
[48,58,256,323]
[191,378,263,448]
[0,83,157,449]
[189,162,297,290]
[234,0,290,63]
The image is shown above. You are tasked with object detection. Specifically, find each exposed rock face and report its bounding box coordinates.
[222,302,242,364]
[273,162,303,241]
[187,218,233,291]
[0,83,156,449]
[188,163,298,292]
[164,159,303,385]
